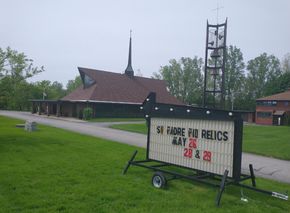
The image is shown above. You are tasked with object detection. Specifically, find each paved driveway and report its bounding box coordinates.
[1,110,290,184]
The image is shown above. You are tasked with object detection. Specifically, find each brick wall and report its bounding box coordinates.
[256,101,290,125]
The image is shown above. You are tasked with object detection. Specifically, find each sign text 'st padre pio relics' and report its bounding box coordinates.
[149,118,235,177]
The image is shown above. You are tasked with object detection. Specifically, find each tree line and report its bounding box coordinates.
[0,46,289,111]
[0,47,82,111]
[153,46,290,110]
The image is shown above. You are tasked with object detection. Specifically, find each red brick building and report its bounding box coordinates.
[256,89,290,125]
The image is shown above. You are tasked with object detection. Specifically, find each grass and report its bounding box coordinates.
[243,125,290,160]
[110,123,290,160]
[88,117,145,122]
[0,116,290,212]
[111,123,147,134]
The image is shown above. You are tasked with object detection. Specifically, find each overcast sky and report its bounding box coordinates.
[1,0,290,86]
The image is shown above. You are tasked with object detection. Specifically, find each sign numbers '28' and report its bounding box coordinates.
[183,137,212,162]
[183,148,193,158]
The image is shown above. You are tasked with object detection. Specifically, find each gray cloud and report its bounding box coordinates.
[1,0,289,86]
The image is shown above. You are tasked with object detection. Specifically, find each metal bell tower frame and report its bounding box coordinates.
[203,19,227,109]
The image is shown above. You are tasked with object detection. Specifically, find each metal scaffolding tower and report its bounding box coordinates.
[203,19,227,109]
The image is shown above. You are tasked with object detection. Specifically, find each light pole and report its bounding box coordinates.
[231,91,242,111]
[231,92,234,111]
[42,89,47,100]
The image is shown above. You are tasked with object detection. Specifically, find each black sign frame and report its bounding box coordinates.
[143,92,243,181]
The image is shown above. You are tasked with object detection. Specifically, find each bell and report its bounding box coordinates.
[210,49,221,58]
[208,41,214,46]
[210,69,219,75]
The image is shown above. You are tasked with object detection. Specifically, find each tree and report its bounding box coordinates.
[66,76,82,94]
[281,53,290,73]
[263,71,290,95]
[50,81,65,99]
[224,45,246,110]
[0,47,44,110]
[12,81,34,110]
[246,53,281,109]
[33,80,51,100]
[0,47,44,82]
[32,80,65,100]
[278,72,290,91]
[153,57,204,105]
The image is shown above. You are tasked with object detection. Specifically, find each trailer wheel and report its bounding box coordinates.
[152,172,167,189]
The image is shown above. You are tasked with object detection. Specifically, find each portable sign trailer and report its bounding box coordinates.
[123,92,288,206]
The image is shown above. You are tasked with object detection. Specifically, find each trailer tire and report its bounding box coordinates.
[152,172,167,189]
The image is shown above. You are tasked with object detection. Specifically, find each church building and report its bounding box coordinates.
[31,35,183,118]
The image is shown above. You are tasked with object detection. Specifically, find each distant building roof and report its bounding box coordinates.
[61,67,184,105]
[256,89,290,101]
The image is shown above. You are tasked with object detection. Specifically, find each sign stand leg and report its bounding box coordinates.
[216,169,229,207]
[249,164,256,187]
[123,150,138,175]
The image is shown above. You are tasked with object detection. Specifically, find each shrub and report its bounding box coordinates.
[83,107,93,120]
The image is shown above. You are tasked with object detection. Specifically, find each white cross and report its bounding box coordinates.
[212,3,224,24]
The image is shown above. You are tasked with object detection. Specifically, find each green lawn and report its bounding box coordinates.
[110,123,290,160]
[111,123,147,134]
[1,116,290,212]
[243,125,290,160]
[110,123,147,134]
[88,117,145,122]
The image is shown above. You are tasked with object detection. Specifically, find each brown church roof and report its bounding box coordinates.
[257,89,290,101]
[61,67,184,105]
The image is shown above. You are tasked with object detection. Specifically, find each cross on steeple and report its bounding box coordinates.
[125,30,134,77]
[212,3,224,24]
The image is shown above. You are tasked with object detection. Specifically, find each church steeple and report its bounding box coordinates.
[125,30,134,77]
